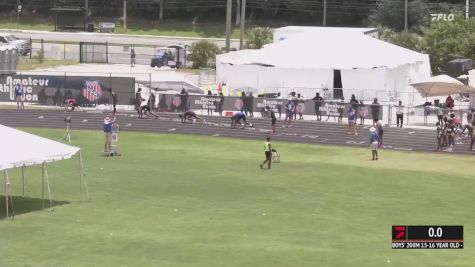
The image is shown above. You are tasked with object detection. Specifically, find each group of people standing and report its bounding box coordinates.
[436,107,475,151]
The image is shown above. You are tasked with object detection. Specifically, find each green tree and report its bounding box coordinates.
[421,14,475,72]
[191,40,220,69]
[245,27,272,49]
[386,31,422,52]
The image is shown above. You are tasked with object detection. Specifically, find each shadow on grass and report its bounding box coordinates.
[0,195,69,220]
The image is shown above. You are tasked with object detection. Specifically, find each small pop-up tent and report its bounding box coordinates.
[0,124,89,219]
[411,74,475,97]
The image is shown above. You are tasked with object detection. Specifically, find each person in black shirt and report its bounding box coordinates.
[371,98,380,125]
[350,94,358,121]
[179,89,189,112]
[266,106,277,134]
[312,93,323,121]
[111,91,118,114]
[135,88,144,119]
[248,92,254,117]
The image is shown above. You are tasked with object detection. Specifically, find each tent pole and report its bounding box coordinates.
[79,152,90,201]
[79,152,83,198]
[4,170,8,218]
[22,165,25,197]
[43,165,53,208]
[42,162,45,210]
[6,171,14,219]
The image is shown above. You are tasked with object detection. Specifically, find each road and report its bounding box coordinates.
[1,109,474,155]
[4,29,240,48]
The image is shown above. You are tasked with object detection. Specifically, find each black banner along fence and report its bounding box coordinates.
[156,94,383,121]
[0,74,135,106]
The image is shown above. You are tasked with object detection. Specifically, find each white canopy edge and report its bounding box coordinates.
[0,124,80,171]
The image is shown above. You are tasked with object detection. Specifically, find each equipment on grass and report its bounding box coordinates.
[106,123,121,157]
[271,148,280,163]
[60,116,72,142]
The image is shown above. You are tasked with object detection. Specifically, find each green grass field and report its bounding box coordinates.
[0,128,474,267]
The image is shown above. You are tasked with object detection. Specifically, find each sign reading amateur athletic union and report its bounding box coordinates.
[0,75,50,101]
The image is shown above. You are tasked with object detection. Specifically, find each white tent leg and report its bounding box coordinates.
[43,165,53,208]
[4,170,8,218]
[5,171,14,219]
[79,152,90,201]
[42,162,45,210]
[22,165,25,197]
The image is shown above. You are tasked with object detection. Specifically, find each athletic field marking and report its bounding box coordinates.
[301,135,319,139]
[38,116,44,119]
[168,128,176,132]
[82,119,88,123]
[408,132,415,135]
[394,147,413,151]
[346,140,366,145]
[125,123,132,127]
[212,134,220,137]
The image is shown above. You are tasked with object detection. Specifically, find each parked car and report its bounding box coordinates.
[0,33,30,56]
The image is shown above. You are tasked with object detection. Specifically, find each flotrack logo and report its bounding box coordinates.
[0,76,49,101]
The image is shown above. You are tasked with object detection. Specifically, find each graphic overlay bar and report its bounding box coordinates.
[392,225,463,249]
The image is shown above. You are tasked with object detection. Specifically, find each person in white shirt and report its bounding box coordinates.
[395,100,404,128]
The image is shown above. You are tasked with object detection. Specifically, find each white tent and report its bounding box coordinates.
[411,75,475,97]
[0,124,89,218]
[216,30,431,104]
[273,26,379,43]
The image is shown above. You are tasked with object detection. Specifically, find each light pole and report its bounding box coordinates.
[17,0,21,30]
[239,0,246,49]
[225,0,232,52]
[323,0,327,26]
[404,0,408,31]
[466,0,470,20]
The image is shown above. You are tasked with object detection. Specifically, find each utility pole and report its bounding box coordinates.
[123,0,127,32]
[323,0,327,26]
[225,0,232,52]
[239,0,246,49]
[404,0,408,31]
[85,0,88,30]
[17,0,20,29]
[466,0,470,20]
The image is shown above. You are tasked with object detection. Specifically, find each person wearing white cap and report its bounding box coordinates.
[103,115,116,152]
[369,126,379,160]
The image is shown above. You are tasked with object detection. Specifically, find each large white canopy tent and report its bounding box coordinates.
[216,30,431,105]
[0,124,89,218]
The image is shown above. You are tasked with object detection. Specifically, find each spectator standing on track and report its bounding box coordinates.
[358,100,367,125]
[371,98,380,125]
[437,105,445,126]
[376,121,384,148]
[135,88,144,119]
[284,97,295,128]
[312,92,323,121]
[111,91,118,114]
[260,137,272,170]
[266,106,277,134]
[218,92,224,116]
[446,116,456,151]
[15,83,24,110]
[207,90,214,116]
[296,93,305,120]
[180,89,189,112]
[460,121,475,150]
[276,93,283,119]
[369,127,379,160]
[436,122,443,151]
[240,92,248,116]
[350,94,358,121]
[130,48,136,67]
[248,92,255,117]
[348,107,357,135]
[395,100,404,127]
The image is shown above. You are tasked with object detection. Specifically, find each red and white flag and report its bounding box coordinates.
[82,80,103,102]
